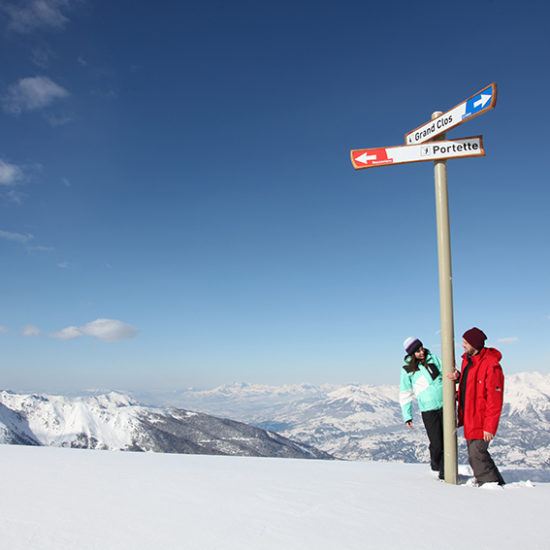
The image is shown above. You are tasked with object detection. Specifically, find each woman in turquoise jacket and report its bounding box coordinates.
[400,337,444,478]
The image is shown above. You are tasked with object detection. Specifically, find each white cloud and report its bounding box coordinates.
[80,318,139,343]
[57,261,70,268]
[0,230,34,243]
[2,76,69,115]
[0,159,24,186]
[0,230,54,254]
[497,337,519,344]
[22,324,41,336]
[4,189,26,203]
[2,0,71,33]
[0,326,9,333]
[47,318,140,344]
[48,325,82,340]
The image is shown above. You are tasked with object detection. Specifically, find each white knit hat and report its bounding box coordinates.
[403,337,423,355]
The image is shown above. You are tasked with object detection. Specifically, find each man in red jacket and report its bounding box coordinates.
[450,327,505,486]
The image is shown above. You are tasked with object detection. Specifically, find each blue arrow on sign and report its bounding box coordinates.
[462,88,494,120]
[405,83,497,145]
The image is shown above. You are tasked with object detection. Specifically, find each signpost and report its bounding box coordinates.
[405,83,496,145]
[350,84,497,485]
[431,115,458,486]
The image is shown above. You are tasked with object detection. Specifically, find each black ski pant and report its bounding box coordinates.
[421,408,444,477]
[467,439,505,485]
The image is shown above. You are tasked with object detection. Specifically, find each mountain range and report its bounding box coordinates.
[0,390,330,460]
[2,371,549,468]
[135,372,550,468]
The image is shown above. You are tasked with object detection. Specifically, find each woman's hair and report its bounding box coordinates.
[404,348,430,373]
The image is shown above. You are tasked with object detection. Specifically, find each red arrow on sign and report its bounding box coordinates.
[351,148,394,168]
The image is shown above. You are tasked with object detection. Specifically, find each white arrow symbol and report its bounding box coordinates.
[474,93,491,109]
[355,152,378,164]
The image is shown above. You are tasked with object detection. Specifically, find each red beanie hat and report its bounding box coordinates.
[463,327,487,351]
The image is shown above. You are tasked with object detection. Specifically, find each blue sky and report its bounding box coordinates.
[0,0,549,392]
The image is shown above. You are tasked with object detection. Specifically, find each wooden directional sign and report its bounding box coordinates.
[351,136,484,170]
[405,83,497,145]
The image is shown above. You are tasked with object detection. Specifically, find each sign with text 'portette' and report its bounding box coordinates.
[350,136,484,170]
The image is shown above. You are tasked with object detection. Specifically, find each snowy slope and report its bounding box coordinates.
[0,444,548,550]
[0,391,330,459]
[0,391,142,449]
[0,402,40,446]
[255,383,409,461]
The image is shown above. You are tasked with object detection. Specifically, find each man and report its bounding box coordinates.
[449,327,505,486]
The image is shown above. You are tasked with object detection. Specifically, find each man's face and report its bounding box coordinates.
[414,346,426,361]
[462,338,477,356]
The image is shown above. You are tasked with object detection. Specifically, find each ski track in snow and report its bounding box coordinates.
[0,445,548,550]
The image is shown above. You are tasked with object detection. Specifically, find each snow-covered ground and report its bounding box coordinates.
[1,444,548,549]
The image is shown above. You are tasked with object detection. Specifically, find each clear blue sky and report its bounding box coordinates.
[1,0,549,392]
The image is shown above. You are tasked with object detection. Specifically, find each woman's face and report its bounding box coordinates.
[414,346,426,361]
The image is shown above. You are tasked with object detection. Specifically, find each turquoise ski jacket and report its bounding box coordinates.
[399,351,443,423]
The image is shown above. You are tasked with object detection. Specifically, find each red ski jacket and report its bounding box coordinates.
[457,347,504,440]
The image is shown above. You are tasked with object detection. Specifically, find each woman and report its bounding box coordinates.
[399,337,444,478]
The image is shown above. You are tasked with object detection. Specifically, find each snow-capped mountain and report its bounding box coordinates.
[135,372,550,468]
[3,372,549,468]
[0,391,331,459]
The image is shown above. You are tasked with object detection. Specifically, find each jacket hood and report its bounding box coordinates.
[461,347,502,362]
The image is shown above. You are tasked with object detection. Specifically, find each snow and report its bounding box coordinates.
[0,444,548,549]
[0,391,146,449]
[504,372,550,416]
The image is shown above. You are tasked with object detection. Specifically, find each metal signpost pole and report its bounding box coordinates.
[431,111,458,484]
